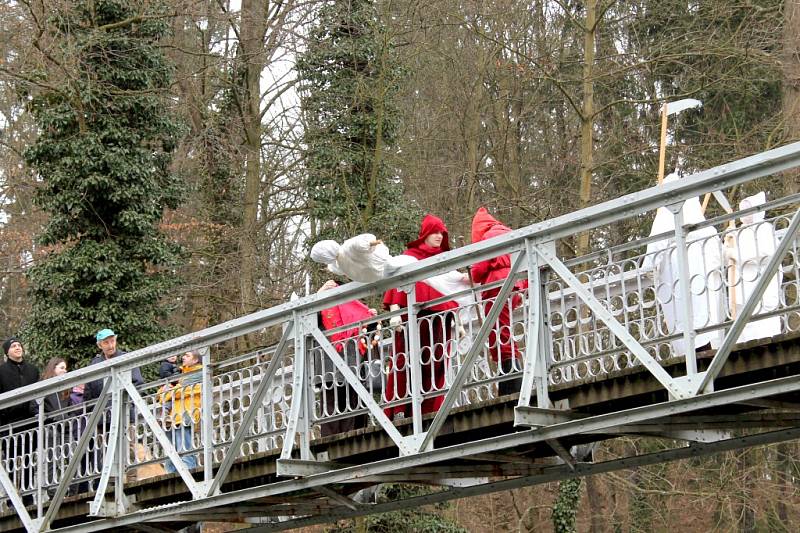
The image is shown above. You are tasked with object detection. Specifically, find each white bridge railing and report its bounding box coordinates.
[1,143,800,532]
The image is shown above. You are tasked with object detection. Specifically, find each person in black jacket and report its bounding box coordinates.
[0,337,39,421]
[0,337,40,506]
[159,355,181,381]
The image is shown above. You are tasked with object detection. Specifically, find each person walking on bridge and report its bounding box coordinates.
[159,351,202,473]
[81,328,144,487]
[316,280,376,437]
[382,214,462,420]
[84,328,144,403]
[40,357,71,494]
[0,337,39,506]
[471,207,526,396]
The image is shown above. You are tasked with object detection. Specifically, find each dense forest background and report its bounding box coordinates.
[2,0,800,531]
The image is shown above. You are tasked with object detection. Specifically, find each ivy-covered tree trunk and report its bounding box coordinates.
[552,478,582,533]
[23,0,183,364]
[297,0,419,257]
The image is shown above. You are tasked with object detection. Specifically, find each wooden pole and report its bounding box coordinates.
[701,192,712,213]
[657,103,669,185]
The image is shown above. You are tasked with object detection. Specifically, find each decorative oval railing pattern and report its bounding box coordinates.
[0,142,799,532]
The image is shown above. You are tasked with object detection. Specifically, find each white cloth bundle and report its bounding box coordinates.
[310,234,392,283]
[728,191,782,342]
[644,173,724,353]
[311,234,477,325]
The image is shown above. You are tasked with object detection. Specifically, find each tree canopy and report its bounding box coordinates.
[22,0,183,364]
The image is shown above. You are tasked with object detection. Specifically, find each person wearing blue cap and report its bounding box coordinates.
[84,328,144,402]
[80,328,145,488]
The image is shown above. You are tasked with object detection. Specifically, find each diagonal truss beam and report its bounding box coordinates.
[40,379,112,532]
[37,374,800,533]
[123,382,203,499]
[307,326,414,455]
[314,486,362,511]
[419,251,526,452]
[535,244,689,399]
[0,450,35,533]
[694,207,800,395]
[90,371,126,516]
[208,323,294,495]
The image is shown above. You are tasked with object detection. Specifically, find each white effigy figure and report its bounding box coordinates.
[310,233,476,313]
[310,234,392,283]
[643,173,724,355]
[729,192,782,342]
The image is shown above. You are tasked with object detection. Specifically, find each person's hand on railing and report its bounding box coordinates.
[318,279,338,293]
[389,304,402,330]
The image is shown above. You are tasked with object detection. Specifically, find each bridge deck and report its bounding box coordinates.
[3,332,798,532]
[1,144,800,533]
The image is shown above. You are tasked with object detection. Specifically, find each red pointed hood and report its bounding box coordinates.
[472,207,511,243]
[406,214,450,252]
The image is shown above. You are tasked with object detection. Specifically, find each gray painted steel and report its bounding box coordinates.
[1,143,800,532]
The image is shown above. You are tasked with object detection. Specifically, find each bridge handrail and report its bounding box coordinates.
[1,140,800,410]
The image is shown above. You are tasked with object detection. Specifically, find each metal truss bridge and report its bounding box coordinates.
[2,143,800,532]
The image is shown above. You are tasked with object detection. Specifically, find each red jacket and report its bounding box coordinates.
[321,300,373,355]
[383,214,457,313]
[471,207,527,297]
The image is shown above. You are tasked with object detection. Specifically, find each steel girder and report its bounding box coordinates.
[23,373,800,533]
[1,145,800,531]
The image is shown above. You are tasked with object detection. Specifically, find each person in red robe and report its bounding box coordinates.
[471,207,526,396]
[382,214,460,420]
[317,280,376,436]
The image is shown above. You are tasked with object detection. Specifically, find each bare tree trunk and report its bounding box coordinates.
[739,449,756,533]
[577,0,596,258]
[776,442,790,527]
[463,90,482,215]
[239,0,267,315]
[585,475,605,533]
[783,0,800,194]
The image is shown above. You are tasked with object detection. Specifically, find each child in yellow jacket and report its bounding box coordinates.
[159,351,202,473]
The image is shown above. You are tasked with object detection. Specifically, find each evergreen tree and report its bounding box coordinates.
[22,0,183,365]
[297,0,420,253]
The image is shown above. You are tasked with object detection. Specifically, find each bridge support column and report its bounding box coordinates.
[280,313,314,463]
[90,369,132,517]
[519,239,553,410]
[405,286,424,434]
[668,201,698,375]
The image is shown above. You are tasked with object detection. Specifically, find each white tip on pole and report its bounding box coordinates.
[658,98,703,185]
[666,98,702,116]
